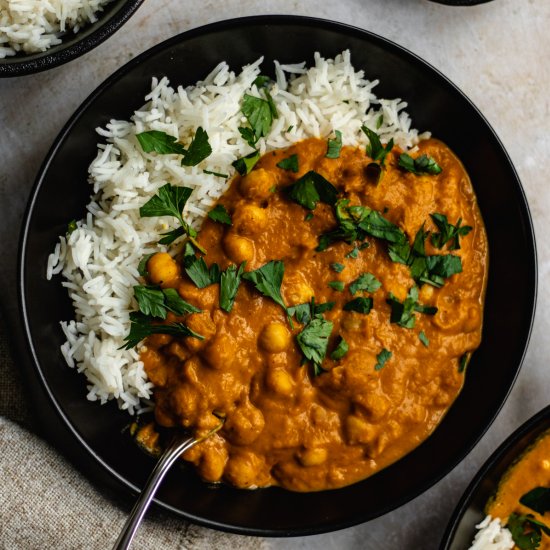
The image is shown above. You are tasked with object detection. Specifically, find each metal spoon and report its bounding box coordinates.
[113,420,224,550]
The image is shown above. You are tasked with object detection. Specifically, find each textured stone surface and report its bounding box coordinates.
[0,0,548,548]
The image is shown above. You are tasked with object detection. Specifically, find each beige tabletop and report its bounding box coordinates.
[1,0,549,548]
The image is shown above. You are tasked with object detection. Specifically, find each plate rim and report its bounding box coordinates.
[17,14,538,536]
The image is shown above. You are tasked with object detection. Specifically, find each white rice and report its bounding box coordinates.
[47,50,427,414]
[0,0,111,57]
[468,515,514,550]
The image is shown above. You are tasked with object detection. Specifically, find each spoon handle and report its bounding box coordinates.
[113,435,198,550]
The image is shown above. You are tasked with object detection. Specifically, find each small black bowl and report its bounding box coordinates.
[18,15,536,536]
[428,0,494,5]
[441,406,550,549]
[0,0,144,77]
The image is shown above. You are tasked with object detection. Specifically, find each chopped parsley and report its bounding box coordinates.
[67,219,77,235]
[520,487,550,516]
[345,247,359,259]
[232,150,260,175]
[349,273,381,295]
[208,204,232,225]
[241,92,278,142]
[330,336,349,360]
[507,513,550,550]
[386,286,437,329]
[183,244,221,288]
[328,281,345,292]
[288,300,335,325]
[137,253,155,277]
[203,170,229,178]
[304,212,314,221]
[133,284,200,319]
[286,170,338,210]
[242,260,288,316]
[430,213,472,250]
[326,130,343,159]
[122,311,204,350]
[375,348,392,371]
[276,154,299,173]
[296,315,334,376]
[362,125,394,167]
[330,262,345,273]
[139,183,204,251]
[238,127,257,148]
[419,331,430,347]
[136,128,212,167]
[219,263,245,313]
[253,75,270,88]
[343,297,373,314]
[398,153,442,175]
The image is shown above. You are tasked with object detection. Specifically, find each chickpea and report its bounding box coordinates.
[259,322,291,353]
[238,168,277,200]
[147,252,179,285]
[201,333,235,370]
[232,204,268,236]
[419,284,435,302]
[199,446,228,483]
[224,403,265,445]
[298,447,328,467]
[266,368,294,396]
[345,415,376,445]
[283,279,314,306]
[223,232,255,264]
[224,451,263,489]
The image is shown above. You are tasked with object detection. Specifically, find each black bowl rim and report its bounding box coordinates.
[440,404,550,549]
[18,14,537,536]
[0,0,144,77]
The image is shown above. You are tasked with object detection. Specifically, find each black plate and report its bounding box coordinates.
[18,16,537,536]
[441,406,550,549]
[0,0,143,77]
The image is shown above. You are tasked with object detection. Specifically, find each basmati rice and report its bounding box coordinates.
[47,51,427,414]
[468,515,514,550]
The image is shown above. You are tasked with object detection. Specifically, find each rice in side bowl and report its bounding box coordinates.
[0,0,112,57]
[47,51,426,414]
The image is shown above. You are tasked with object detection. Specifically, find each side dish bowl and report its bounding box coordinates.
[0,0,144,77]
[18,15,537,536]
[441,406,550,549]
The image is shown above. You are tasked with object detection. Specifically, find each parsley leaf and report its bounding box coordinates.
[375,348,392,371]
[183,245,220,288]
[458,352,471,373]
[362,126,394,167]
[208,204,232,225]
[203,170,229,178]
[304,212,314,221]
[419,331,430,347]
[330,262,345,273]
[398,153,442,175]
[346,247,359,259]
[232,150,260,175]
[430,213,472,250]
[242,93,276,140]
[137,253,155,277]
[326,130,343,159]
[286,170,338,210]
[162,288,201,316]
[288,300,335,325]
[253,75,270,88]
[277,154,299,173]
[296,315,333,375]
[136,130,186,155]
[242,260,287,313]
[349,273,381,295]
[238,126,258,148]
[219,263,245,313]
[343,297,373,314]
[328,281,345,291]
[134,285,167,318]
[330,336,349,360]
[387,286,437,329]
[67,219,77,235]
[507,513,550,550]
[180,127,212,166]
[521,487,550,516]
[122,311,204,350]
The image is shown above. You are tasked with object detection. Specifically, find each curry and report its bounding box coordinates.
[486,431,550,549]
[139,137,488,491]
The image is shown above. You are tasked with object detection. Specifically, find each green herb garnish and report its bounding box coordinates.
[134,284,200,319]
[330,336,349,360]
[330,262,345,273]
[328,281,345,292]
[203,170,229,178]
[386,286,437,329]
[296,315,334,376]
[362,126,394,167]
[208,204,232,225]
[458,352,471,373]
[136,130,186,155]
[137,253,155,277]
[345,247,359,259]
[430,213,472,250]
[183,244,220,288]
[67,219,77,235]
[375,348,392,371]
[507,513,550,550]
[122,311,204,350]
[288,300,335,325]
[349,273,381,295]
[276,154,299,173]
[343,297,373,314]
[238,126,257,148]
[242,93,277,141]
[219,263,245,313]
[419,331,430,347]
[232,150,261,176]
[243,260,288,315]
[326,130,343,159]
[180,127,212,166]
[521,488,550,516]
[286,170,338,210]
[304,212,314,221]
[253,75,270,88]
[398,153,442,175]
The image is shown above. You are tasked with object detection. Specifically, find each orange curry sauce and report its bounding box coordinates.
[139,137,488,491]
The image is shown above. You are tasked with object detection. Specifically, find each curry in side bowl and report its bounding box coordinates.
[137,136,488,491]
